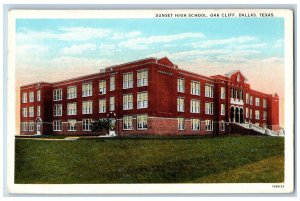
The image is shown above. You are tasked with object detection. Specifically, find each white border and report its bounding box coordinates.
[7,9,294,194]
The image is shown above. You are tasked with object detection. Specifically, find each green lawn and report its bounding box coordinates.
[15,135,284,184]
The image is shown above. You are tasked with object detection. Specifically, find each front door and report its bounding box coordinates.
[36,123,41,135]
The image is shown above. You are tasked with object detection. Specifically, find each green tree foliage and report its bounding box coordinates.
[91,119,110,133]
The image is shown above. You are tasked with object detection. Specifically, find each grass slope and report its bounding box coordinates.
[15,135,284,183]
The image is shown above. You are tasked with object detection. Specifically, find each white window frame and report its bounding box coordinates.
[67,86,77,99]
[246,93,249,104]
[28,121,34,131]
[82,100,93,114]
[53,89,62,101]
[137,115,148,130]
[250,109,253,119]
[99,99,106,113]
[82,82,92,97]
[99,80,106,95]
[255,97,260,107]
[123,72,133,89]
[263,111,267,120]
[137,69,148,87]
[221,120,225,131]
[123,94,133,110]
[246,108,249,118]
[177,78,185,93]
[250,96,253,105]
[22,108,28,117]
[54,104,62,116]
[37,106,41,116]
[67,103,77,115]
[22,92,27,103]
[177,118,185,130]
[110,97,115,111]
[137,92,148,109]
[255,110,260,120]
[191,81,200,96]
[205,84,214,98]
[123,116,133,130]
[205,102,214,115]
[221,104,225,116]
[263,99,267,108]
[53,120,62,131]
[21,122,28,131]
[37,90,41,101]
[177,97,185,112]
[29,106,34,117]
[110,75,115,91]
[82,119,92,131]
[190,99,200,113]
[29,92,34,102]
[191,118,200,130]
[205,120,213,131]
[221,87,226,99]
[68,119,77,131]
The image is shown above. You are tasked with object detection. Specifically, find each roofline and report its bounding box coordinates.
[105,57,157,70]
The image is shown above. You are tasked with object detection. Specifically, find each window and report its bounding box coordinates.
[255,98,260,107]
[29,92,34,102]
[246,93,249,104]
[221,87,226,99]
[191,81,200,95]
[53,120,62,131]
[99,99,106,113]
[110,76,115,91]
[110,97,115,111]
[190,99,200,113]
[68,119,77,131]
[263,111,267,120]
[99,80,106,94]
[137,92,148,109]
[22,108,28,117]
[177,78,185,93]
[177,97,184,112]
[237,74,240,82]
[54,104,62,116]
[205,120,213,131]
[22,92,27,103]
[37,90,41,101]
[21,122,28,131]
[205,102,214,115]
[29,106,34,117]
[255,110,260,120]
[53,89,62,101]
[250,109,253,119]
[137,69,148,87]
[67,86,77,99]
[263,99,267,108]
[250,96,253,105]
[123,94,133,110]
[29,121,34,131]
[37,106,41,116]
[246,108,249,118]
[123,116,133,130]
[123,72,133,89]
[67,103,77,115]
[191,119,200,130]
[137,115,148,130]
[221,104,225,115]
[82,101,93,114]
[178,118,184,130]
[82,119,92,131]
[82,83,92,97]
[205,84,214,98]
[221,120,225,131]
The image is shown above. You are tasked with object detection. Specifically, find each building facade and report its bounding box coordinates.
[20,57,280,136]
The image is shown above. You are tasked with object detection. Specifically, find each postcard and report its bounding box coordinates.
[7,9,294,194]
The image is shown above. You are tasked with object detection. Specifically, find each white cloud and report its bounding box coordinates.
[119,32,205,50]
[60,43,97,55]
[273,39,284,49]
[16,44,48,56]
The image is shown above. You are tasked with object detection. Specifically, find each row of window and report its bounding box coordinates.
[177,98,215,115]
[21,121,36,131]
[53,70,148,101]
[22,106,41,117]
[52,92,148,116]
[22,90,41,103]
[245,108,267,120]
[177,78,217,98]
[245,93,267,108]
[178,118,225,131]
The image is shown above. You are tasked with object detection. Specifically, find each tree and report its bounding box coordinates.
[91,118,111,134]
